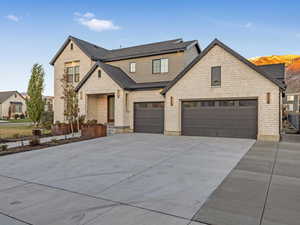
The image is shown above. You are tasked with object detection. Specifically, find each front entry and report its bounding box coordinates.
[107,95,115,122]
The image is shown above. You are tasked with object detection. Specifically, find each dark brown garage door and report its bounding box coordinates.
[134,102,164,134]
[182,99,257,139]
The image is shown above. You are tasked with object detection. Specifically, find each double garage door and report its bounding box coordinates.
[182,99,258,139]
[134,99,257,139]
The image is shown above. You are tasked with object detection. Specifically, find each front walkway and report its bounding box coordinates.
[194,141,300,225]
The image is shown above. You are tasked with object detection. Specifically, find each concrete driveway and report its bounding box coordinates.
[0,133,254,225]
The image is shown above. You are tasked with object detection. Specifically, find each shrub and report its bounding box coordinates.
[40,111,54,130]
[29,137,40,146]
[20,114,25,119]
[14,114,19,120]
[0,145,8,151]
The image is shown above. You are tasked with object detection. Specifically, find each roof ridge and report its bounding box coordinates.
[109,38,183,52]
[69,36,109,51]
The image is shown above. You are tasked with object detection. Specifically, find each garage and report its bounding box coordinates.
[182,99,258,139]
[134,102,164,133]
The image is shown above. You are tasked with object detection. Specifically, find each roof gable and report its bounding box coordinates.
[161,39,285,94]
[75,62,136,92]
[50,36,109,65]
[0,91,24,104]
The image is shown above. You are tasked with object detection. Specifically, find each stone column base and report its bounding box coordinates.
[114,126,132,134]
[164,130,181,136]
[257,134,280,142]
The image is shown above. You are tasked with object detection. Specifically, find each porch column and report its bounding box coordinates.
[114,89,130,133]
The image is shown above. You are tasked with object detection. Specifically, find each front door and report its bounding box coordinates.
[107,95,115,122]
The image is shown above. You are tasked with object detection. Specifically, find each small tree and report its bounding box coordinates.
[26,64,45,126]
[61,74,80,134]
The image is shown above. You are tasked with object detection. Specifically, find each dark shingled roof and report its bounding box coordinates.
[75,61,135,92]
[161,39,286,95]
[50,36,200,65]
[100,39,199,62]
[0,91,23,104]
[257,63,285,82]
[75,62,169,92]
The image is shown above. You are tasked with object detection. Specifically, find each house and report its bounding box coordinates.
[0,91,26,119]
[51,36,285,141]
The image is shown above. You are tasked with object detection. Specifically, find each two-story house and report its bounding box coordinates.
[51,36,285,141]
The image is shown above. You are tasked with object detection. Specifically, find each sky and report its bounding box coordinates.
[0,0,299,96]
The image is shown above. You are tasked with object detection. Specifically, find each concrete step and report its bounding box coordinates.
[281,134,300,143]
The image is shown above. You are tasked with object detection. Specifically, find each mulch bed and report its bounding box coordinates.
[0,137,94,157]
[0,134,54,143]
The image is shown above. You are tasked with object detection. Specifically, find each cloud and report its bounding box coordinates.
[5,14,20,22]
[74,12,119,32]
[244,22,253,28]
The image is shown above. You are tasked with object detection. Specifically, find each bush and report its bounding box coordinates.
[40,111,54,129]
[14,114,19,120]
[0,145,8,151]
[29,137,40,146]
[20,114,25,119]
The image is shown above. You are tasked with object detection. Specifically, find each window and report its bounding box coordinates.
[161,59,168,73]
[287,95,294,101]
[70,43,73,50]
[288,104,294,111]
[67,67,74,83]
[10,103,22,113]
[152,58,168,74]
[211,66,221,86]
[129,62,136,73]
[239,100,257,107]
[125,93,129,112]
[74,66,80,82]
[152,59,161,74]
[200,101,215,107]
[266,92,271,104]
[219,100,235,107]
[64,61,80,83]
[98,70,101,78]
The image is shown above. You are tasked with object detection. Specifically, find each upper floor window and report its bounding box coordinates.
[70,43,73,50]
[64,61,80,83]
[211,66,221,87]
[152,58,168,74]
[129,62,136,73]
[98,69,101,78]
[287,95,294,101]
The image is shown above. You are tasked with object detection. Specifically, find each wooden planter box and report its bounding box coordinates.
[81,124,107,138]
[51,124,71,135]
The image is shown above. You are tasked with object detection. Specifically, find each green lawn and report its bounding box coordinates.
[7,118,32,123]
[0,125,51,139]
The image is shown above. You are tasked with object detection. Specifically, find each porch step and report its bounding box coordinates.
[107,123,116,136]
[281,134,300,143]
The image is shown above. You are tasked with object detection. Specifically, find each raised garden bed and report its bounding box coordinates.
[0,136,94,157]
[81,124,107,138]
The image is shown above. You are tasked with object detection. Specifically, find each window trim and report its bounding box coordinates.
[129,62,136,73]
[211,66,221,87]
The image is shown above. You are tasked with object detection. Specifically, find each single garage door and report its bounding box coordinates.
[182,99,257,139]
[134,102,164,133]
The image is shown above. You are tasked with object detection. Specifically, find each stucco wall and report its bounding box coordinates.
[0,93,26,118]
[53,40,94,122]
[108,52,186,83]
[165,45,281,141]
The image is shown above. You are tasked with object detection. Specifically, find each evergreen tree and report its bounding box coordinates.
[26,64,45,126]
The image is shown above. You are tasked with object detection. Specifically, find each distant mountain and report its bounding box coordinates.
[250,55,300,93]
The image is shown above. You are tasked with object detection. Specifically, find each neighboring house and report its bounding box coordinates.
[284,92,300,130]
[0,91,26,119]
[51,36,285,141]
[22,93,54,112]
[44,96,54,112]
